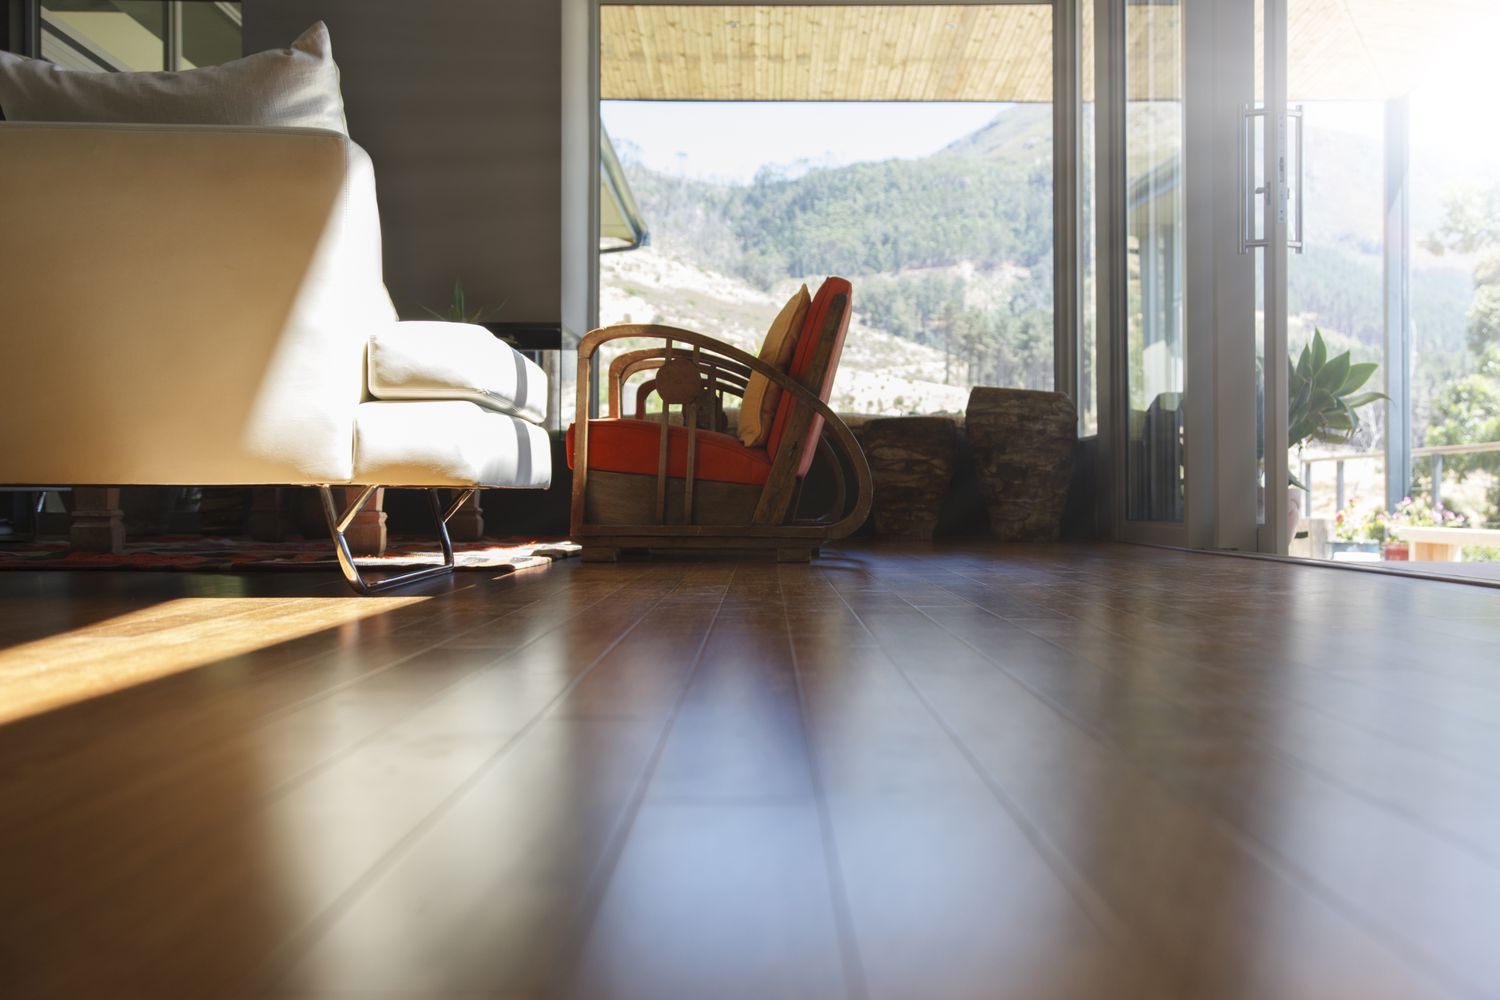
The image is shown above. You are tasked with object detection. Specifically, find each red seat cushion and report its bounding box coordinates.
[766,277,852,477]
[567,418,772,486]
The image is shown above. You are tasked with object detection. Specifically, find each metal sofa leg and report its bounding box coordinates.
[319,485,476,595]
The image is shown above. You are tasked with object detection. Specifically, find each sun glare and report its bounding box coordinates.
[1411,14,1500,164]
[0,596,428,726]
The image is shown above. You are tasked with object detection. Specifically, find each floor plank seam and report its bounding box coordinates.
[930,571,1500,872]
[6,570,651,860]
[893,578,1486,1000]
[549,562,739,998]
[783,565,870,1000]
[820,572,1157,997]
[245,563,708,996]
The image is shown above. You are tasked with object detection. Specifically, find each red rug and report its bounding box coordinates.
[0,535,581,573]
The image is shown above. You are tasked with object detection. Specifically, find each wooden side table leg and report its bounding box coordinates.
[448,490,485,542]
[342,486,387,556]
[71,487,124,553]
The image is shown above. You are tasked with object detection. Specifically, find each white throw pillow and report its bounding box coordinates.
[0,22,348,134]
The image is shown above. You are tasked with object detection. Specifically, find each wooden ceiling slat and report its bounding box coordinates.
[602,4,1057,102]
[859,8,881,102]
[600,2,1497,105]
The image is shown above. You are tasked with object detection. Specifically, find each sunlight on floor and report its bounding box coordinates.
[0,596,427,725]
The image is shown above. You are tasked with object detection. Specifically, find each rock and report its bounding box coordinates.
[861,416,957,541]
[965,387,1077,541]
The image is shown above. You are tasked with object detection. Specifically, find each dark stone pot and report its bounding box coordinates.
[861,416,958,541]
[965,387,1077,541]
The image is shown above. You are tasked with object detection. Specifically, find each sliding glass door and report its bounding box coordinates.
[1097,0,1193,544]
[1217,0,1500,565]
[1121,0,1185,529]
[1098,0,1289,551]
[1280,1,1500,571]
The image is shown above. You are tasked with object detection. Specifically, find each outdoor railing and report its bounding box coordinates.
[1297,440,1500,513]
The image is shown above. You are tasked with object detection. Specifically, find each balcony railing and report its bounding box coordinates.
[1298,440,1500,514]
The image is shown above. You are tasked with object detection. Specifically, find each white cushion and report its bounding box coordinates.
[0,23,347,134]
[353,401,552,489]
[367,321,548,425]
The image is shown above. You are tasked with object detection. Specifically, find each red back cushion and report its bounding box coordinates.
[765,276,852,478]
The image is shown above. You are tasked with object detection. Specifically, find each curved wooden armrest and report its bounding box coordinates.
[574,323,872,539]
[580,322,722,358]
[606,342,752,381]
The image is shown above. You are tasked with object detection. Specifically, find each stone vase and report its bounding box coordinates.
[862,416,957,541]
[965,387,1077,541]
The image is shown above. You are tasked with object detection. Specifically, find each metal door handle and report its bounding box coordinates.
[1240,103,1268,253]
[1287,104,1304,254]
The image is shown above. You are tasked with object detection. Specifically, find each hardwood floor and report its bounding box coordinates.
[1,543,1498,999]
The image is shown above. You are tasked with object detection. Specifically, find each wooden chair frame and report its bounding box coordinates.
[571,295,872,562]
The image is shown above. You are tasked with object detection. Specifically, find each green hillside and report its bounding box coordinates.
[610,102,1475,395]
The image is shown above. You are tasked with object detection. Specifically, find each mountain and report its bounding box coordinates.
[600,246,970,414]
[942,104,1052,161]
[602,103,1478,415]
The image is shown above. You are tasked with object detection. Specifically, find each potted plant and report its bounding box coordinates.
[1385,496,1467,560]
[1330,497,1391,561]
[1288,329,1388,477]
[1263,330,1389,536]
[426,279,512,339]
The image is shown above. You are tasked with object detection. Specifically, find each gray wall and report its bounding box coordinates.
[245,1,591,329]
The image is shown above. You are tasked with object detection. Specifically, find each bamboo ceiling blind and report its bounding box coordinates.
[601,2,1494,105]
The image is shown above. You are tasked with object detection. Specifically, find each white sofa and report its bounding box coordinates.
[0,122,552,592]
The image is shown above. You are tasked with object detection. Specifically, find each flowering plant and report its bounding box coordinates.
[1392,496,1466,531]
[1333,498,1396,543]
[1334,496,1465,544]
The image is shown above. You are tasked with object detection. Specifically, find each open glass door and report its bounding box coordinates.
[1122,0,1185,531]
[1257,0,1293,553]
[1279,2,1500,573]
[1098,0,1190,544]
[1101,0,1286,551]
[1102,0,1500,563]
[1161,0,1289,554]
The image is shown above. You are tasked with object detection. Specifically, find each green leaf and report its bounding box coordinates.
[1312,329,1327,370]
[1296,344,1313,380]
[1290,380,1312,421]
[1289,413,1321,445]
[1314,352,1351,392]
[1289,471,1307,490]
[1344,398,1368,431]
[1340,361,1378,394]
[1342,391,1389,410]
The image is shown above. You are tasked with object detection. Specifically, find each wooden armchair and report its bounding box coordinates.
[567,277,871,562]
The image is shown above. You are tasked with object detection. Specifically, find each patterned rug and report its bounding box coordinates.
[0,535,581,573]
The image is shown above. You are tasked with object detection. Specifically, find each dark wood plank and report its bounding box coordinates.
[0,544,1496,999]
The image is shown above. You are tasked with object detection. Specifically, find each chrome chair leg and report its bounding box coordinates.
[319,485,478,595]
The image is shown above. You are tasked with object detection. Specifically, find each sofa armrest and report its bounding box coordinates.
[0,123,396,486]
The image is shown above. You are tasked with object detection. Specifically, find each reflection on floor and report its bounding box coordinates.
[1312,558,1500,583]
[2,544,1497,999]
[0,594,428,724]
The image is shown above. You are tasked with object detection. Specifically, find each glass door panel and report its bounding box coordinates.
[1123,0,1184,522]
[1282,1,1500,572]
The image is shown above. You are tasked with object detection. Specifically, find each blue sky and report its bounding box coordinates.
[602,101,1010,184]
